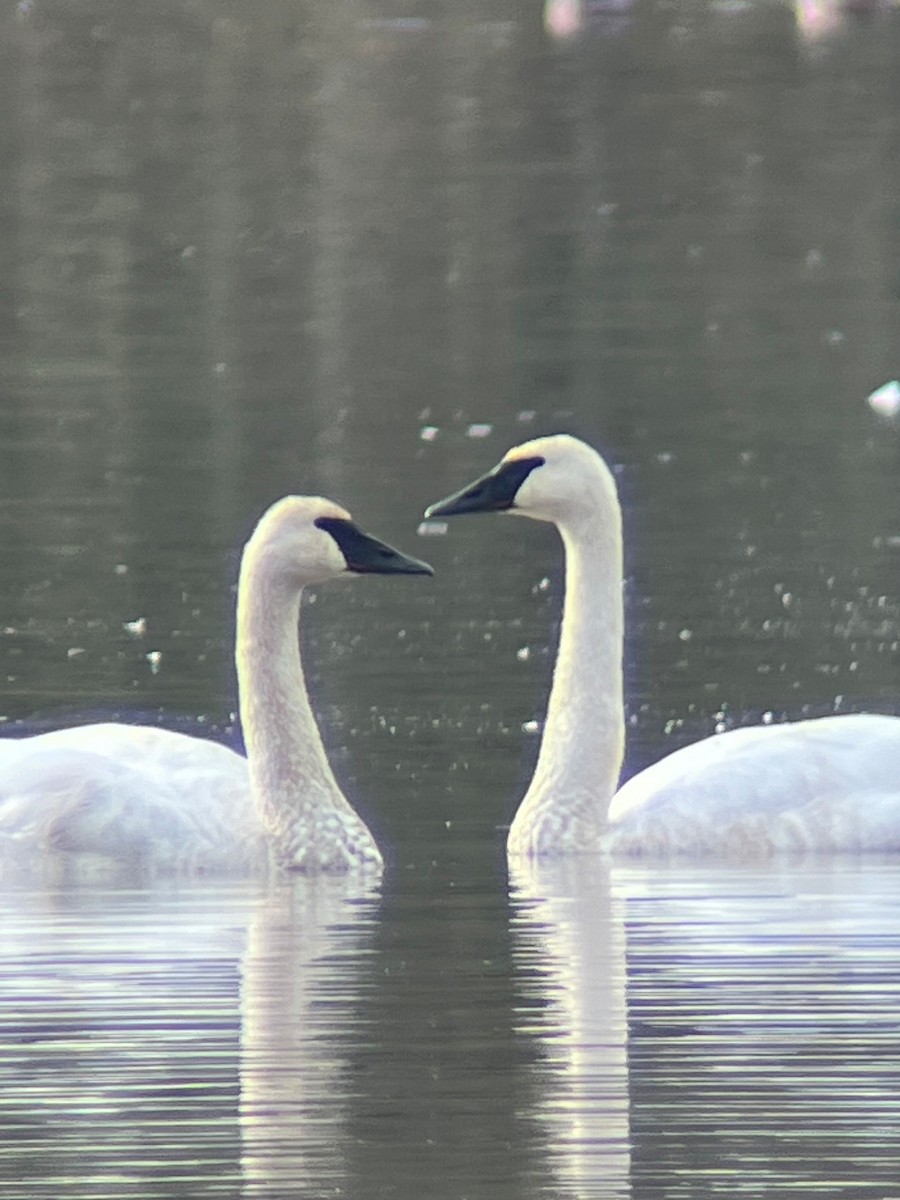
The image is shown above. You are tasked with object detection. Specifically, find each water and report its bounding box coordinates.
[0,0,899,1194]
[3,864,900,1198]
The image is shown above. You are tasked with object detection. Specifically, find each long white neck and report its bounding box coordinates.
[236,555,383,873]
[507,503,624,858]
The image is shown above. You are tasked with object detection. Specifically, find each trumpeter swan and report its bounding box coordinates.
[425,435,900,858]
[0,497,432,874]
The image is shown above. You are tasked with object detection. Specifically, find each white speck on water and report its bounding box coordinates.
[146,650,162,673]
[533,577,551,593]
[123,617,146,636]
[419,425,439,442]
[782,592,793,608]
[417,520,447,536]
[466,423,493,438]
[214,362,227,375]
[517,410,536,423]
[656,451,674,464]
[67,647,85,659]
[678,628,692,642]
[866,380,900,417]
[762,711,774,724]
[181,245,196,259]
[114,564,128,576]
[522,719,541,734]
[516,646,530,661]
[804,249,823,269]
[824,329,845,347]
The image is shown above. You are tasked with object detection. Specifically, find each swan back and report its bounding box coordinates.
[0,725,263,874]
[607,714,900,856]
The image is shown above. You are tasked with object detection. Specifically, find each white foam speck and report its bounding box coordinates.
[417,520,447,537]
[866,380,900,417]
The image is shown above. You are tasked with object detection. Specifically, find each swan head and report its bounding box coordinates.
[425,434,617,528]
[245,496,434,588]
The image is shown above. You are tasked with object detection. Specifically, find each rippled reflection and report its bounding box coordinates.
[0,884,252,1197]
[620,861,900,1197]
[510,858,631,1198]
[0,878,380,1199]
[238,875,380,1196]
[509,859,900,1198]
[3,862,900,1196]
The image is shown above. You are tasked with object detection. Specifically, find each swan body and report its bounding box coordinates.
[0,498,432,875]
[425,434,900,859]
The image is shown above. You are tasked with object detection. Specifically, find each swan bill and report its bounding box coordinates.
[315,517,434,576]
[425,456,545,517]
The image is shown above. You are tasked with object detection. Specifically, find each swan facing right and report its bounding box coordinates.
[425,434,900,859]
[0,498,433,876]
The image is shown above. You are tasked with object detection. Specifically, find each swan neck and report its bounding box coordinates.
[509,505,624,856]
[236,555,382,871]
[237,573,337,805]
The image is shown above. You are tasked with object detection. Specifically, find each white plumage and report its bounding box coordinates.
[0,497,432,876]
[426,434,900,859]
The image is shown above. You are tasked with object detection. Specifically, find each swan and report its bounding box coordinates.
[0,497,433,875]
[425,434,900,858]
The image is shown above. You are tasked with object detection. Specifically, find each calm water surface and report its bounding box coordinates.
[0,0,898,1195]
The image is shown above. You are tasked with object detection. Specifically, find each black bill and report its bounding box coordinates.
[315,517,434,576]
[424,455,545,518]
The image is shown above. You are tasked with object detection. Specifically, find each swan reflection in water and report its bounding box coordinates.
[508,857,631,1198]
[510,856,900,1198]
[239,873,381,1193]
[0,875,380,1198]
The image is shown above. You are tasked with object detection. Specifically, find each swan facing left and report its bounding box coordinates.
[0,498,433,876]
[426,434,900,859]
